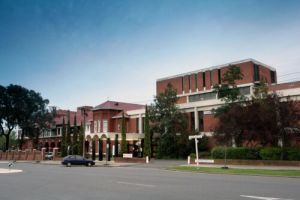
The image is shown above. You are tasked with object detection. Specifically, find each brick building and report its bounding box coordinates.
[23,58,300,155]
[22,101,145,157]
[156,58,300,136]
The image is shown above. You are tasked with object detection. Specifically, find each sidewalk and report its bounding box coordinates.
[185,163,300,170]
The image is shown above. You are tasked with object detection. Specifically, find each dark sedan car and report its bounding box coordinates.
[61,155,95,167]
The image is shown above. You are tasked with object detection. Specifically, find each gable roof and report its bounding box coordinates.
[93,101,144,111]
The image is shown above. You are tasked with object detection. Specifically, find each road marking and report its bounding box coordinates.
[117,181,155,188]
[240,195,294,200]
[0,168,23,174]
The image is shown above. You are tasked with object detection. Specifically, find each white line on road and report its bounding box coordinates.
[240,195,294,200]
[117,181,156,188]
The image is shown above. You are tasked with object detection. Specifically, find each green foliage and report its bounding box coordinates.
[61,118,67,157]
[211,147,260,160]
[114,134,119,157]
[259,147,282,160]
[149,83,189,159]
[213,65,244,104]
[99,138,103,160]
[78,123,84,156]
[66,112,71,153]
[0,84,53,150]
[0,131,18,150]
[72,115,78,155]
[121,112,127,154]
[211,147,300,161]
[285,148,300,161]
[144,105,151,158]
[212,66,246,147]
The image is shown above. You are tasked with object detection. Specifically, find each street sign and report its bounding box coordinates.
[188,134,203,167]
[189,135,203,140]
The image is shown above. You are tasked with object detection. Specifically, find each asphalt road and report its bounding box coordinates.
[0,162,299,200]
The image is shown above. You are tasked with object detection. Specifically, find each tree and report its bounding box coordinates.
[98,138,103,161]
[0,131,18,151]
[0,85,27,150]
[114,134,119,157]
[72,115,78,155]
[149,83,188,158]
[66,111,71,154]
[121,112,127,155]
[16,86,52,149]
[107,137,111,161]
[78,122,84,156]
[61,117,67,157]
[143,105,151,158]
[212,65,245,146]
[31,106,56,149]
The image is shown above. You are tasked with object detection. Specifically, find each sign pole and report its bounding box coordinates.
[195,138,199,167]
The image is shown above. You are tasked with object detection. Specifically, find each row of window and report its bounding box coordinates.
[181,69,222,92]
[94,120,108,133]
[188,86,251,102]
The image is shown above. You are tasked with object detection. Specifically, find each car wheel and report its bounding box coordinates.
[67,162,71,167]
[87,162,92,167]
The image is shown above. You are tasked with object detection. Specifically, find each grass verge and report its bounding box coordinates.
[169,166,300,177]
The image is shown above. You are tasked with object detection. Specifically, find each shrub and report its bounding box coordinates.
[211,147,225,159]
[211,147,260,160]
[285,148,300,161]
[211,147,300,160]
[189,153,196,159]
[259,147,281,160]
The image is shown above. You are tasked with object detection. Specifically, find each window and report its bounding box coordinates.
[202,72,206,87]
[253,64,260,81]
[210,71,213,86]
[188,75,191,91]
[189,92,217,102]
[218,69,221,84]
[198,111,204,131]
[103,120,108,133]
[181,77,184,92]
[136,118,139,133]
[195,74,198,89]
[239,86,251,95]
[98,120,101,132]
[94,121,97,133]
[270,71,276,83]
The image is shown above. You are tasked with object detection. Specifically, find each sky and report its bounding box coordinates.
[1,0,300,110]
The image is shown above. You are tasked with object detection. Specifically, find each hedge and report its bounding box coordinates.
[211,147,260,160]
[259,147,281,160]
[211,147,300,161]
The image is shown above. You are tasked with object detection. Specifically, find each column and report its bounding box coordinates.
[194,107,199,131]
[138,114,142,134]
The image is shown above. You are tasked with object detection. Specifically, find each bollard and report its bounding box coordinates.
[187,156,190,165]
[146,156,149,164]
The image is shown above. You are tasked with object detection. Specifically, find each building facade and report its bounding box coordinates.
[23,58,300,154]
[156,58,300,135]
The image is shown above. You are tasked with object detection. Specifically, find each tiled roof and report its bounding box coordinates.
[93,101,144,111]
[54,109,93,126]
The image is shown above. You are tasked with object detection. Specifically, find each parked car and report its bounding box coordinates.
[45,152,53,160]
[61,155,95,167]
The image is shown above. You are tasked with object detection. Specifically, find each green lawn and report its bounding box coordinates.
[169,166,300,177]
